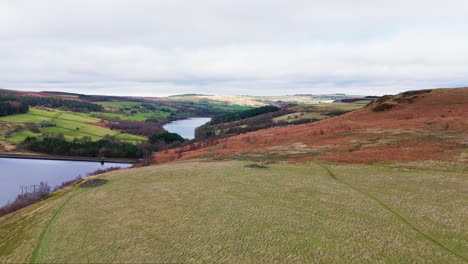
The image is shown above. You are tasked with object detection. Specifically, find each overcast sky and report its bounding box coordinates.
[0,0,467,96]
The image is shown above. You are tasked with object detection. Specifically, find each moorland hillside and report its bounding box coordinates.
[155,88,468,164]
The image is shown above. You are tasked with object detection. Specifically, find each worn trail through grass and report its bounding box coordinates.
[318,163,468,262]
[1,160,465,262]
[29,190,82,264]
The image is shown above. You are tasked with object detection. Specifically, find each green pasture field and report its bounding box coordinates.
[169,99,253,112]
[90,111,169,122]
[0,160,465,263]
[96,101,142,109]
[0,108,146,143]
[1,129,37,144]
[273,112,326,123]
[93,101,175,122]
[273,102,366,123]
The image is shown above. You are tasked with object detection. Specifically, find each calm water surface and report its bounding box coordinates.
[163,117,211,139]
[0,158,131,206]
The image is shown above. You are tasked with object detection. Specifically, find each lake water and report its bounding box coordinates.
[163,117,211,139]
[0,158,132,206]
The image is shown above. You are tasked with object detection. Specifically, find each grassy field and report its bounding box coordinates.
[272,102,366,123]
[172,100,253,113]
[97,101,143,108]
[95,100,253,122]
[0,108,146,143]
[0,160,466,263]
[90,111,169,122]
[94,101,174,121]
[168,95,267,107]
[167,94,366,106]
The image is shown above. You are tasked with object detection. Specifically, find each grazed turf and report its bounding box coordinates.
[30,193,78,264]
[1,161,466,263]
[319,163,467,262]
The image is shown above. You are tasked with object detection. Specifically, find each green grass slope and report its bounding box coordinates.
[0,161,466,263]
[0,108,145,143]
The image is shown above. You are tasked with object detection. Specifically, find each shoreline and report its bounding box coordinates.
[163,116,212,125]
[0,152,138,164]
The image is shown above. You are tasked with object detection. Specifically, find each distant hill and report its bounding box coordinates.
[155,87,468,164]
[195,101,367,140]
[40,91,85,97]
[168,93,211,97]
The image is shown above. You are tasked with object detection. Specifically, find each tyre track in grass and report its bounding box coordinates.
[317,163,467,263]
[30,179,114,263]
[30,186,94,263]
[29,192,79,263]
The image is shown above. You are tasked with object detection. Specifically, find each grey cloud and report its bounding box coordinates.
[0,0,467,95]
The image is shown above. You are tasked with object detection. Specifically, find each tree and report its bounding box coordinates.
[148,132,184,144]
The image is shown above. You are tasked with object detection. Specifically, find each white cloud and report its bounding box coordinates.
[0,0,467,95]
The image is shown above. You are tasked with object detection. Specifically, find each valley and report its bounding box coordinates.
[0,89,366,159]
[2,2,466,262]
[0,87,467,263]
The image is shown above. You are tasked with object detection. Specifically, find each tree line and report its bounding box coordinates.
[22,135,139,158]
[21,131,186,159]
[0,100,29,116]
[210,105,279,124]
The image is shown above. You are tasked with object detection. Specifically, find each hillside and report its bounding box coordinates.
[1,161,466,262]
[0,88,371,159]
[162,94,361,107]
[195,101,366,140]
[0,89,255,156]
[1,87,467,263]
[155,88,468,164]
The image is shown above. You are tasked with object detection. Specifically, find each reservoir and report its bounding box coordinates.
[0,158,132,206]
[163,117,211,139]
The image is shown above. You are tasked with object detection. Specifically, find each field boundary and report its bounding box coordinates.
[318,163,467,262]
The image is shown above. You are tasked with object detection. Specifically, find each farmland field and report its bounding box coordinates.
[0,108,146,143]
[0,160,465,263]
[94,100,254,123]
[273,102,366,123]
[167,94,365,106]
[94,101,175,121]
[90,111,168,122]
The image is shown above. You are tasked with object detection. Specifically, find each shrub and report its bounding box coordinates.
[372,103,394,112]
[401,89,432,97]
[110,120,164,136]
[87,166,122,176]
[0,182,51,217]
[54,176,83,191]
[22,136,139,158]
[210,105,279,124]
[148,132,185,144]
[27,123,41,133]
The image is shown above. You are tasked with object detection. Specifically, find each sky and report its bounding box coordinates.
[0,0,467,96]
